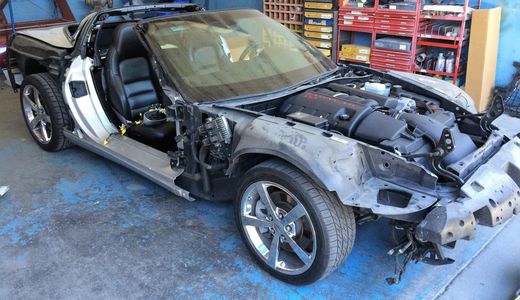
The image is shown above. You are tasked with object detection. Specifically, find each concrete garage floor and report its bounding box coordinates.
[0,79,519,299]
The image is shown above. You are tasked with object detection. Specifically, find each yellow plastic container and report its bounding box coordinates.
[304,11,334,19]
[308,39,333,49]
[340,45,371,62]
[304,2,334,10]
[319,48,332,57]
[304,25,334,33]
[304,31,333,40]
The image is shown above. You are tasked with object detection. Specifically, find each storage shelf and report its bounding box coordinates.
[264,0,304,33]
[338,25,373,34]
[417,40,459,49]
[413,68,465,77]
[418,34,462,41]
[302,0,338,60]
[265,3,303,7]
[335,0,480,85]
[339,7,375,12]
[376,8,417,15]
[338,57,370,64]
[420,15,468,21]
[278,20,305,25]
[373,47,413,55]
[265,10,303,14]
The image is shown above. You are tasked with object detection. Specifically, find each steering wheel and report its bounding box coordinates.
[239,42,269,61]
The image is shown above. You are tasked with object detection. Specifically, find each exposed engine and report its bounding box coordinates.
[278,81,479,178]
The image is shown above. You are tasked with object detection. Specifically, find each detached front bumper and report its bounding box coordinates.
[416,137,520,245]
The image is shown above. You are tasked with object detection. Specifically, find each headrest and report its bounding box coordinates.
[112,23,147,60]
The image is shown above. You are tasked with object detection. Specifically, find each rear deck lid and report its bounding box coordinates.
[18,25,75,49]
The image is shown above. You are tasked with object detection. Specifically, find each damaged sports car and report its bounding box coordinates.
[6,4,520,284]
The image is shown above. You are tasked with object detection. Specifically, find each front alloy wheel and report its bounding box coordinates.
[235,160,356,285]
[240,181,317,275]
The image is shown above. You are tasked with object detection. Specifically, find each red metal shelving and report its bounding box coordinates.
[413,68,465,77]
[337,0,422,72]
[415,0,481,85]
[417,40,460,49]
[336,0,481,86]
[418,34,463,41]
[338,57,370,64]
[420,15,467,21]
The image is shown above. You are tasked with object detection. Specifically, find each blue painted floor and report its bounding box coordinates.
[0,85,518,299]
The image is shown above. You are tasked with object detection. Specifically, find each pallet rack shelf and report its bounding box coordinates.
[336,0,481,86]
[264,0,304,33]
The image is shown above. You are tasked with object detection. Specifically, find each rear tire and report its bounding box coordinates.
[234,159,356,285]
[20,73,72,152]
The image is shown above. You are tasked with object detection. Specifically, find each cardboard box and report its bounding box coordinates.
[340,45,371,62]
[465,7,501,112]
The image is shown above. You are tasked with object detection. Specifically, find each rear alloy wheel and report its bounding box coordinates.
[235,160,356,285]
[20,73,72,152]
[22,84,52,144]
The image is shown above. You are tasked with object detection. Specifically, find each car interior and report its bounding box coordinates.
[88,10,304,154]
[91,21,252,153]
[104,23,177,151]
[91,20,178,152]
[90,14,241,153]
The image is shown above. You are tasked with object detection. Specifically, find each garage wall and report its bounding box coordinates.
[2,0,62,22]
[480,0,519,85]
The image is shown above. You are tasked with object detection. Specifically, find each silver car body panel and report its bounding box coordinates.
[62,56,189,200]
[416,136,520,244]
[229,112,520,227]
[64,131,190,200]
[390,71,478,114]
[64,56,118,144]
[230,114,440,220]
[58,52,519,245]
[494,114,520,139]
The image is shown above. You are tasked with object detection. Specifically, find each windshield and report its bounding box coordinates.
[141,10,336,102]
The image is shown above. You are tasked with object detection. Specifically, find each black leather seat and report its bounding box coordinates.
[105,23,176,151]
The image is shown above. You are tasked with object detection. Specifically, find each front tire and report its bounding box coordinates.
[20,73,72,152]
[235,159,356,285]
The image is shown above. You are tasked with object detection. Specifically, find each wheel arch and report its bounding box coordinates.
[227,116,439,216]
[228,149,330,192]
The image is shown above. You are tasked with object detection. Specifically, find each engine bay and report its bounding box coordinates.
[239,72,492,183]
